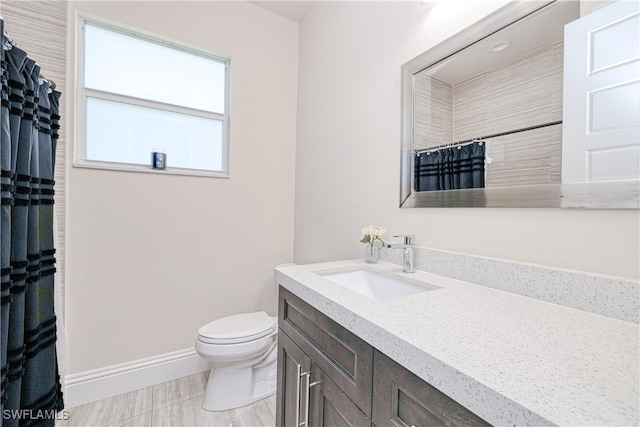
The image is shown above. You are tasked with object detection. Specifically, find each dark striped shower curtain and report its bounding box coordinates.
[414,141,486,192]
[1,19,64,426]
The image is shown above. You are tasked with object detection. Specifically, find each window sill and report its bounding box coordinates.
[72,159,230,179]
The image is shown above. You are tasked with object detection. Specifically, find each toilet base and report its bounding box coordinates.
[201,354,277,411]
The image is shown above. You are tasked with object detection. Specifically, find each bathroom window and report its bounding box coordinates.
[76,18,230,176]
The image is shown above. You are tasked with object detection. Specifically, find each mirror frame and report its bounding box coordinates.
[399,0,640,209]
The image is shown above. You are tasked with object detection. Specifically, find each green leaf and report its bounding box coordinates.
[360,235,371,244]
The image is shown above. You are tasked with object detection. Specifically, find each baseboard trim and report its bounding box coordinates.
[64,348,210,408]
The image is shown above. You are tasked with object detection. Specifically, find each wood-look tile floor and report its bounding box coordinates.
[56,372,276,427]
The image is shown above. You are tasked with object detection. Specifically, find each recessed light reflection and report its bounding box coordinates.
[490,41,511,52]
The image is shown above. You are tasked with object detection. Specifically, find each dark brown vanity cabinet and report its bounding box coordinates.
[276,287,491,427]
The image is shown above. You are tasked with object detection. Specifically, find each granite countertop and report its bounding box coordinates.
[274,260,639,427]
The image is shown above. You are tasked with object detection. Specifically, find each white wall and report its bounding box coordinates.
[65,1,298,373]
[294,0,640,280]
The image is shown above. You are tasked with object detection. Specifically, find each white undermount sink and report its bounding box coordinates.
[319,268,439,301]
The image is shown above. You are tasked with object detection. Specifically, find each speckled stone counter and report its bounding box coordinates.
[274,260,639,427]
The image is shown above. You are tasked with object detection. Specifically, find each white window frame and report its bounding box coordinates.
[74,14,231,178]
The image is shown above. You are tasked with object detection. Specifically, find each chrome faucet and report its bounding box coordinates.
[387,235,415,273]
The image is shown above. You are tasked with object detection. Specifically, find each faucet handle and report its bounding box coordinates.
[393,234,415,245]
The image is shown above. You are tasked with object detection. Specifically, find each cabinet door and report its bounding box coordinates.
[309,363,371,427]
[372,351,491,427]
[276,331,312,427]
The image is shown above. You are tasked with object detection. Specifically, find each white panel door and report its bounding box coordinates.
[562,0,640,183]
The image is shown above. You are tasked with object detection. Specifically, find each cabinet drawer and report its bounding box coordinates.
[372,350,491,427]
[279,287,374,417]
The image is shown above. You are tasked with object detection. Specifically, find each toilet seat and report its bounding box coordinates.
[198,311,276,344]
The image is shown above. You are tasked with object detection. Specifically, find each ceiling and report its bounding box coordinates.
[248,1,316,22]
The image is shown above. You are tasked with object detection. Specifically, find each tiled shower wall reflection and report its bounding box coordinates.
[414,41,564,188]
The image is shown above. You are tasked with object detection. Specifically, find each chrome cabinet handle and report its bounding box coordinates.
[294,364,302,427]
[300,371,311,427]
[293,363,323,427]
[301,372,322,427]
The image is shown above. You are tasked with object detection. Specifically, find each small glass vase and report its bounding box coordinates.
[364,243,381,264]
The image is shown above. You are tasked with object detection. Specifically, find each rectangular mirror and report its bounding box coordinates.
[400,0,640,208]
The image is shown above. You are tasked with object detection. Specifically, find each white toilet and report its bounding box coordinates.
[195,311,278,411]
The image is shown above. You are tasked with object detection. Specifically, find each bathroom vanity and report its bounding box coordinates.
[274,261,639,426]
[276,287,489,426]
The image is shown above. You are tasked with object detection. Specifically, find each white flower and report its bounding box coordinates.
[360,225,386,246]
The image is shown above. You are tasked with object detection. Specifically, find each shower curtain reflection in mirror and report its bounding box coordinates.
[414,141,486,192]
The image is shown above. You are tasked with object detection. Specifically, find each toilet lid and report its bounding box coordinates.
[198,311,276,344]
